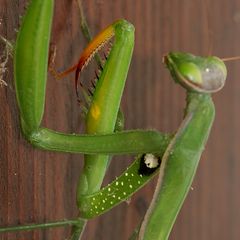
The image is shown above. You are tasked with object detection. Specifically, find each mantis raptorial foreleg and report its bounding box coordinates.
[0,0,228,239]
[14,0,169,155]
[12,0,171,237]
[14,2,170,229]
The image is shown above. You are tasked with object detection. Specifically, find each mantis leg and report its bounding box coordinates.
[12,1,170,237]
[14,0,170,155]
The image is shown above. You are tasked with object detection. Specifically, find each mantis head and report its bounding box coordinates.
[164,52,227,93]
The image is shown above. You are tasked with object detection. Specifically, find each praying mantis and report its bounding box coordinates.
[0,0,240,240]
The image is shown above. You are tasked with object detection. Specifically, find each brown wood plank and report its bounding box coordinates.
[0,0,240,239]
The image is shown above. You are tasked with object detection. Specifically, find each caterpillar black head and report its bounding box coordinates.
[138,153,161,176]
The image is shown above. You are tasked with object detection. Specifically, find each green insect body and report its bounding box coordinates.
[136,53,227,239]
[138,92,215,240]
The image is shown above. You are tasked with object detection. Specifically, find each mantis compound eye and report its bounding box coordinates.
[138,153,161,176]
[163,52,227,93]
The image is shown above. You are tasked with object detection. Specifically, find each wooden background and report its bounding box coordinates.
[0,0,240,239]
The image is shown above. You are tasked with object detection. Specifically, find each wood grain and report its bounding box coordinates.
[0,0,240,239]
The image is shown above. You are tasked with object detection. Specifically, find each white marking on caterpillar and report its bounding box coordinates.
[144,153,159,168]
[138,153,161,175]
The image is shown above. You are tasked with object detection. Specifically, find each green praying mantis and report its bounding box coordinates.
[0,0,235,239]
